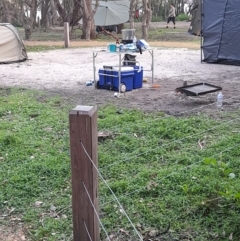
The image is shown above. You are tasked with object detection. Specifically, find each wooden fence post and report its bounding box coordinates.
[69,106,99,241]
[64,22,70,48]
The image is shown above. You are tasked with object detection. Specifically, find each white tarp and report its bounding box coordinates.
[92,0,130,26]
[0,23,28,64]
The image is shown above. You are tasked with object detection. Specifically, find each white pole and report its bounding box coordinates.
[64,22,70,48]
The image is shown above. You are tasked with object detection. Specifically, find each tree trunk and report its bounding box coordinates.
[142,0,147,39]
[158,0,163,20]
[70,0,83,26]
[129,0,136,29]
[146,0,152,30]
[41,0,50,28]
[50,0,58,26]
[0,1,4,22]
[53,0,66,22]
[33,1,38,29]
[29,0,37,33]
[181,0,184,13]
[1,0,10,22]
[141,0,151,39]
[82,0,98,40]
[81,0,91,39]
[117,23,124,34]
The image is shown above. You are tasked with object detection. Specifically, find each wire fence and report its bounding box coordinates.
[75,96,240,240]
[2,23,240,239]
[1,77,240,240]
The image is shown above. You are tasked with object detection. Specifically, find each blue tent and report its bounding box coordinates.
[202,0,240,65]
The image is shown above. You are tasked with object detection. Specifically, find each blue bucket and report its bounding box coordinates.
[108,44,116,52]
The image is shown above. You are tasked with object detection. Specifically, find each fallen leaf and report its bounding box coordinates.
[8,207,15,214]
[43,127,53,132]
[149,229,157,237]
[21,235,26,241]
[10,217,21,221]
[35,201,43,207]
[109,234,115,240]
[119,228,129,235]
[50,205,56,211]
[136,223,142,228]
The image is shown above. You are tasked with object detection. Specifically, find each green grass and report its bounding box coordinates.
[18,22,198,45]
[0,88,239,240]
[95,27,198,43]
[25,45,65,52]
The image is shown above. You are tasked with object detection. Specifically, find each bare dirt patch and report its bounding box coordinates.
[24,40,200,50]
[1,46,240,115]
[0,222,26,241]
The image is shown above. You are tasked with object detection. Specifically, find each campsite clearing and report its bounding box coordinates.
[0,46,240,115]
[1,21,240,241]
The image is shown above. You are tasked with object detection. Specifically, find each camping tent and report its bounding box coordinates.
[0,23,28,64]
[79,0,130,26]
[202,0,240,65]
[92,0,130,26]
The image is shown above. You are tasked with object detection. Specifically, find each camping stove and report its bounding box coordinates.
[121,29,135,44]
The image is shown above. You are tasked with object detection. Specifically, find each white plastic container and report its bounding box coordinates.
[217,92,223,107]
[133,36,137,47]
[139,39,149,49]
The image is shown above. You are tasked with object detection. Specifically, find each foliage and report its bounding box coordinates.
[151,16,164,22]
[0,88,240,241]
[176,13,190,21]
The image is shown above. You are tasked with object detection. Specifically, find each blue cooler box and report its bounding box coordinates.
[133,66,143,89]
[98,67,134,91]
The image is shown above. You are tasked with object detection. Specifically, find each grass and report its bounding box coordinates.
[25,45,65,52]
[0,88,240,241]
[18,22,198,44]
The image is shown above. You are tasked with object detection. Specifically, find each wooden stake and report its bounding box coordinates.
[64,22,70,48]
[69,106,99,241]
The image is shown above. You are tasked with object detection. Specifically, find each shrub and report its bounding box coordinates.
[151,16,163,22]
[176,13,190,21]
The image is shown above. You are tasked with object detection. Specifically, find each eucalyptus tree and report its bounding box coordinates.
[81,0,98,40]
[142,0,152,39]
[129,0,136,29]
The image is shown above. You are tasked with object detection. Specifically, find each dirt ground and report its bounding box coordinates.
[1,44,240,116]
[0,222,26,241]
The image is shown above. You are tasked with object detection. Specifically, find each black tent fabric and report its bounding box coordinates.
[203,0,240,65]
